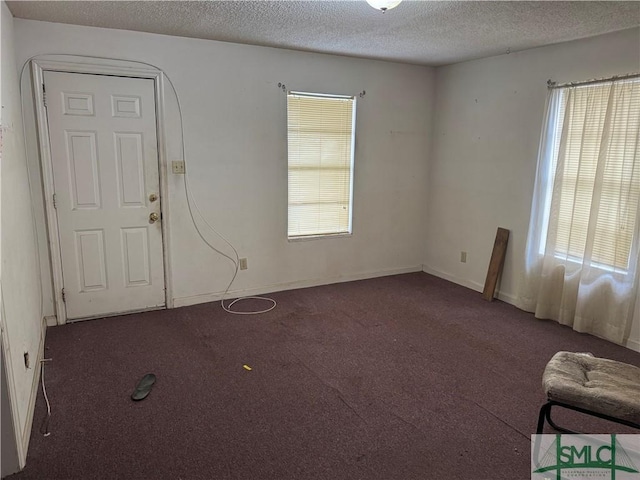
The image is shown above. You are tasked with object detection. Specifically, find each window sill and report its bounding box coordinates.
[288,233,352,242]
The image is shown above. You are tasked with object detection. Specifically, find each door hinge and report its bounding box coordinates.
[61,288,66,303]
[52,193,57,209]
[42,84,47,108]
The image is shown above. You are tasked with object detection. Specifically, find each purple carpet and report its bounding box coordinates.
[9,273,640,479]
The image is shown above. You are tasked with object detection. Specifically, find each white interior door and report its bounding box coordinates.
[44,71,165,320]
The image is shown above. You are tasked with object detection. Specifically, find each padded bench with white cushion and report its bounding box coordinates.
[537,351,640,433]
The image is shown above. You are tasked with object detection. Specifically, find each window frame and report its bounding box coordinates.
[538,79,640,274]
[286,90,357,240]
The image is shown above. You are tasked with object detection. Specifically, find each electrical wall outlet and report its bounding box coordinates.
[460,251,467,263]
[239,258,248,270]
[172,161,185,174]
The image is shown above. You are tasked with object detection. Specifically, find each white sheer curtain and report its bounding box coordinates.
[518,77,640,344]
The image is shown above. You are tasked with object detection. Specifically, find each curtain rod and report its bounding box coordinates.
[547,72,640,89]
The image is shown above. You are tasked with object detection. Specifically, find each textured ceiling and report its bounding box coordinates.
[7,1,640,66]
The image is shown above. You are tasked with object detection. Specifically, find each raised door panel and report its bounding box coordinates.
[115,133,146,207]
[62,92,94,116]
[74,230,108,292]
[121,227,151,287]
[111,95,142,118]
[65,131,101,209]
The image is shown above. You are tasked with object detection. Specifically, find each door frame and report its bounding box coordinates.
[31,58,174,324]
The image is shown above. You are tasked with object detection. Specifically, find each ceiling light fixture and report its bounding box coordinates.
[366,0,402,12]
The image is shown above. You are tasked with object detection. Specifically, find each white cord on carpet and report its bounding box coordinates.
[39,359,52,436]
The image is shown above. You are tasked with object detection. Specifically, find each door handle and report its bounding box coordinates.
[149,212,160,223]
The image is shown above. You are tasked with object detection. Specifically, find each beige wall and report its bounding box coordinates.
[425,27,640,351]
[15,19,435,314]
[4,13,640,473]
[1,1,44,464]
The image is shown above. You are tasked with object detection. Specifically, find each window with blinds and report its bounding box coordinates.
[545,78,640,270]
[287,92,356,238]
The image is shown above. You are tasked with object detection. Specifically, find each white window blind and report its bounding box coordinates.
[287,92,356,238]
[548,78,640,270]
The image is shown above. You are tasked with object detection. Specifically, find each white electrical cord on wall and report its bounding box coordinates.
[19,54,276,315]
[16,55,278,441]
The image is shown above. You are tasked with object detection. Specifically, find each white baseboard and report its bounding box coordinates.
[421,265,517,305]
[626,337,640,353]
[20,317,47,466]
[44,315,57,327]
[173,265,424,308]
[422,266,640,354]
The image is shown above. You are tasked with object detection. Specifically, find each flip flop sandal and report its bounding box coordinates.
[131,373,156,401]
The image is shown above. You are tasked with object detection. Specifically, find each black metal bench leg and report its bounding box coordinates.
[545,402,577,434]
[537,402,549,434]
[537,399,640,435]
